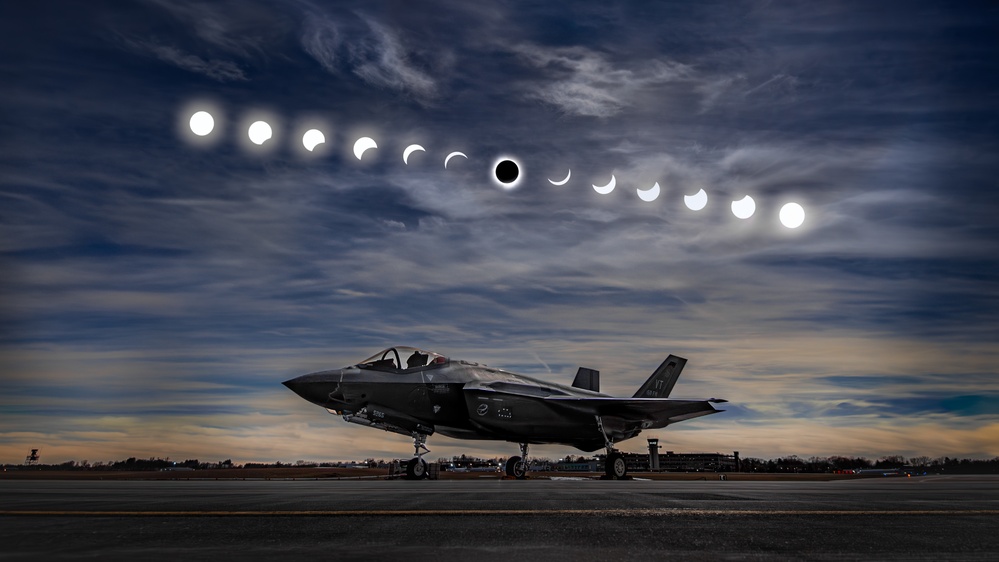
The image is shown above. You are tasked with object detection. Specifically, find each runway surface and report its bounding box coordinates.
[2,475,998,560]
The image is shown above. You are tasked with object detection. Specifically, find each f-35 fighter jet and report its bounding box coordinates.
[283,346,726,479]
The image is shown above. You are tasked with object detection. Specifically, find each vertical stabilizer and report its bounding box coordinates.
[572,367,600,392]
[633,355,687,398]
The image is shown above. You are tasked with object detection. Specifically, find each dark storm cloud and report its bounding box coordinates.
[1,0,998,462]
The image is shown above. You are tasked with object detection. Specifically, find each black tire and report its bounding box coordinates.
[505,456,526,479]
[406,457,428,479]
[606,452,627,479]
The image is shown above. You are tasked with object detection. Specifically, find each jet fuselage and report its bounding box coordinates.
[285,355,616,451]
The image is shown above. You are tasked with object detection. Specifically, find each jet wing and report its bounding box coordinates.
[463,380,725,429]
[544,396,726,427]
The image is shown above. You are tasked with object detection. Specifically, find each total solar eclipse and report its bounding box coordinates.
[495,159,519,184]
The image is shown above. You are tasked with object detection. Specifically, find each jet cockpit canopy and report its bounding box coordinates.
[354,346,448,372]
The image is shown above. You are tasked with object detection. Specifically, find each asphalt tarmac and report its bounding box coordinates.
[2,475,997,560]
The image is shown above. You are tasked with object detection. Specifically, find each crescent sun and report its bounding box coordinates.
[548,169,571,186]
[592,175,616,195]
[353,137,377,160]
[444,151,467,169]
[636,182,661,202]
[403,144,425,164]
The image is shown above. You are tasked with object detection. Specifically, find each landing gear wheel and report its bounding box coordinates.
[405,431,431,480]
[506,456,526,479]
[406,457,428,479]
[606,451,627,479]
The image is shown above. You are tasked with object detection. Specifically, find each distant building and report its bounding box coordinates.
[555,450,739,473]
[611,450,740,472]
[554,460,599,472]
[656,451,739,472]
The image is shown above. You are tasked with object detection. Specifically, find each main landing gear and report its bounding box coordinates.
[406,432,431,479]
[505,442,530,479]
[597,415,628,479]
[605,450,627,479]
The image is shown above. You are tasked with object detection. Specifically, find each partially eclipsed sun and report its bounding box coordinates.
[353,137,377,160]
[444,151,467,168]
[248,121,272,145]
[548,169,571,186]
[593,175,616,195]
[684,189,707,211]
[637,182,661,202]
[403,144,425,164]
[731,195,756,219]
[302,129,325,151]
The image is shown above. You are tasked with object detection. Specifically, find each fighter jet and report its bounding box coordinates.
[283,346,726,479]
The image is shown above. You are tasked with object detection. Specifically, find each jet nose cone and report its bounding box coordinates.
[282,375,310,398]
[282,370,342,405]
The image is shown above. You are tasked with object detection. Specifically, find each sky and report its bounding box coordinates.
[1,0,998,465]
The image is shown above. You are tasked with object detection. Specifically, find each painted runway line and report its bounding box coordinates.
[3,509,999,517]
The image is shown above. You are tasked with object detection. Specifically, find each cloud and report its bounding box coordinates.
[139,0,282,58]
[513,44,693,117]
[743,73,799,99]
[299,8,340,73]
[670,419,999,460]
[112,0,290,82]
[125,39,247,82]
[298,7,440,104]
[349,17,439,101]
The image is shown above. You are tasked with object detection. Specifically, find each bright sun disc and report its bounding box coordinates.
[780,202,805,228]
[189,111,214,136]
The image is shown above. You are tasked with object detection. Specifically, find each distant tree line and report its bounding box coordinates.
[737,455,999,474]
[5,454,999,474]
[3,457,235,471]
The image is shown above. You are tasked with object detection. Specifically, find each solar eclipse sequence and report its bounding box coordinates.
[183,106,807,229]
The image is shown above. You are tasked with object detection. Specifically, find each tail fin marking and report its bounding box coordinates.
[632,355,687,398]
